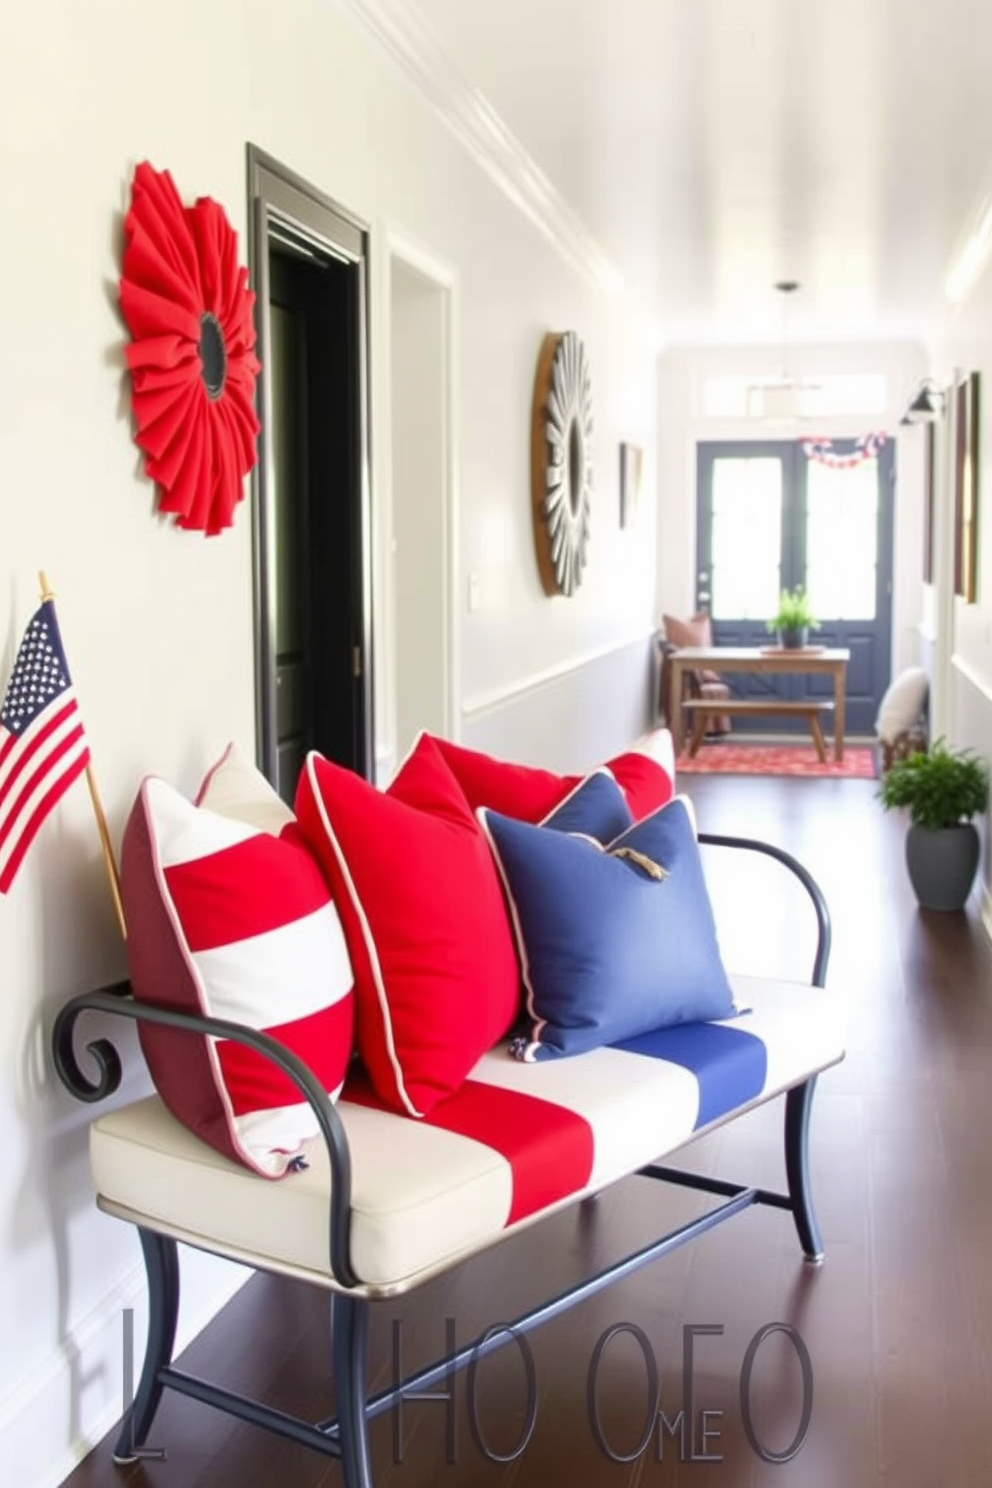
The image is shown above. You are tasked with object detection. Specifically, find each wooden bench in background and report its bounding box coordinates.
[683,698,835,762]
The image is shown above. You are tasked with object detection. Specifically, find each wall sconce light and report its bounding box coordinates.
[900,379,946,425]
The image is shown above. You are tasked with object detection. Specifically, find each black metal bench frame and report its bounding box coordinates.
[52,832,833,1488]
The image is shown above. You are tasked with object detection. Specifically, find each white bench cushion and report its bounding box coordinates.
[89,974,844,1295]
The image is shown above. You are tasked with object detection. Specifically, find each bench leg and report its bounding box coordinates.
[808,713,827,764]
[113,1229,179,1463]
[784,1078,824,1263]
[688,710,709,758]
[332,1293,374,1488]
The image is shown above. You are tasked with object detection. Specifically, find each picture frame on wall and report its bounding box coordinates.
[923,421,935,584]
[953,370,981,602]
[619,442,642,529]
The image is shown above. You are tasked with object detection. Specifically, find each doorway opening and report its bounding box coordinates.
[247,146,374,801]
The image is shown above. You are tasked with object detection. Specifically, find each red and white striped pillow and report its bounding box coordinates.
[120,743,354,1176]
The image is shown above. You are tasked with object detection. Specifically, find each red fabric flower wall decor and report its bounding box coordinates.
[119,161,261,535]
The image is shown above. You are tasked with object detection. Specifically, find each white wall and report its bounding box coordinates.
[0,3,658,1484]
[929,274,992,929]
[655,340,929,678]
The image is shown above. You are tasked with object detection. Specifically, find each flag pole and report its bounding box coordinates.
[38,571,127,942]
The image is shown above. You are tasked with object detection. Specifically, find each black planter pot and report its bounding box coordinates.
[777,625,808,649]
[904,821,981,910]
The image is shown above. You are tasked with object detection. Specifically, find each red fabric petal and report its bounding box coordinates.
[125,162,202,306]
[121,226,200,319]
[133,368,198,437]
[222,378,261,469]
[162,400,209,520]
[202,409,229,534]
[225,279,259,359]
[132,387,199,461]
[130,361,200,397]
[189,197,232,317]
[120,280,200,342]
[218,221,243,328]
[209,398,244,531]
[125,333,197,373]
[140,383,203,489]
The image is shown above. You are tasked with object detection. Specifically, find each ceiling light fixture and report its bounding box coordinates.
[746,280,819,421]
[899,378,946,426]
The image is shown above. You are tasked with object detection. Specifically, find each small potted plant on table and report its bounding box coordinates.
[767,586,820,650]
[878,738,988,910]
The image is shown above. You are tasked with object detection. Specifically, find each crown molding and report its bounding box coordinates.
[333,0,624,295]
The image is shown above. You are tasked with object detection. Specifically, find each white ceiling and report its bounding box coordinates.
[397,0,992,347]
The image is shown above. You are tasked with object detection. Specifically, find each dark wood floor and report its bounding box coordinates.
[63,771,992,1488]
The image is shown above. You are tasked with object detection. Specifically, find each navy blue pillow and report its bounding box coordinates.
[478,796,736,1061]
[540,767,633,842]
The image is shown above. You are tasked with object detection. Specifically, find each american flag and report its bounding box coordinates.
[0,600,90,893]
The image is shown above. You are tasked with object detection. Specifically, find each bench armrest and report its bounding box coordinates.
[51,985,360,1289]
[697,832,832,987]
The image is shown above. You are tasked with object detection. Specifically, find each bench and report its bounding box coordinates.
[682,698,836,761]
[52,830,841,1488]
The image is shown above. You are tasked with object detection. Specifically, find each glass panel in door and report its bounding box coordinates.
[801,445,892,735]
[708,454,784,622]
[805,457,878,620]
[697,443,794,654]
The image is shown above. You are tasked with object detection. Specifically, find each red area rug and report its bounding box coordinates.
[677,744,876,779]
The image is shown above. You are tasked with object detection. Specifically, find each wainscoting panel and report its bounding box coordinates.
[951,654,992,935]
[461,633,657,772]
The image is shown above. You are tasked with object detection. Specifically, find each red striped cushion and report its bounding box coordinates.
[121,743,354,1177]
[343,1068,594,1224]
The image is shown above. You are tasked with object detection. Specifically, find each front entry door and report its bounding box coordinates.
[696,438,894,736]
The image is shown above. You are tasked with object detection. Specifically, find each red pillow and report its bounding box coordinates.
[427,732,673,824]
[604,750,675,819]
[429,733,578,822]
[121,743,354,1177]
[294,736,520,1117]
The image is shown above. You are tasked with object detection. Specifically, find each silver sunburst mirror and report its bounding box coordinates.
[530,330,594,596]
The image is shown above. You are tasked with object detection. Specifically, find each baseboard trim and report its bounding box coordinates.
[2,1254,246,1488]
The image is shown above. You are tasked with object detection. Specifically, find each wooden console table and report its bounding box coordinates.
[668,646,850,762]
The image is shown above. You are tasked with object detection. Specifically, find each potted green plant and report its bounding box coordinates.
[766,586,820,649]
[878,738,988,910]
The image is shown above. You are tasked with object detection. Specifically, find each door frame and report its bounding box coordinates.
[695,437,896,730]
[380,225,459,769]
[246,144,375,783]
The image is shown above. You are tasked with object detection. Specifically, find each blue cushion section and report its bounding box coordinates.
[541,768,633,843]
[480,796,736,1061]
[613,1021,768,1129]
